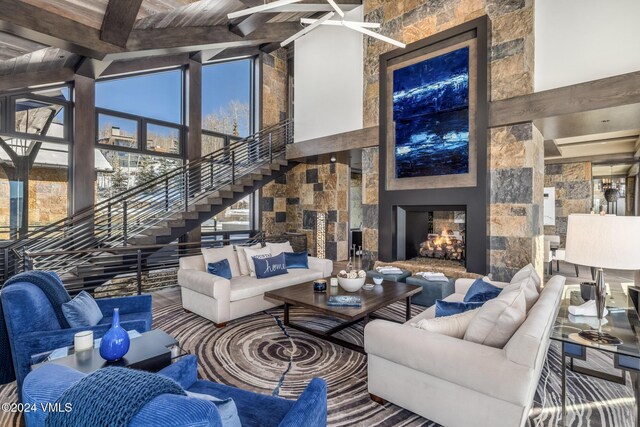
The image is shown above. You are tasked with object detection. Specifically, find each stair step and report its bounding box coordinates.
[275,159,288,166]
[211,190,233,199]
[206,197,223,205]
[269,163,283,171]
[140,226,172,237]
[128,235,157,246]
[259,167,273,176]
[176,211,200,220]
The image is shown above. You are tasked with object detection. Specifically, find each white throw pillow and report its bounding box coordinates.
[412,309,479,339]
[235,243,262,276]
[243,246,272,277]
[464,287,527,348]
[510,263,542,291]
[202,246,240,278]
[502,276,539,311]
[265,241,294,256]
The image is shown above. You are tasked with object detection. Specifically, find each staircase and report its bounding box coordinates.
[0,120,295,285]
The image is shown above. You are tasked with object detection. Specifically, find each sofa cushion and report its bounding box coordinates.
[235,243,262,276]
[463,278,502,303]
[266,241,293,256]
[411,309,478,338]
[254,254,288,279]
[510,263,541,291]
[230,269,323,302]
[284,251,309,269]
[464,287,527,348]
[207,259,233,280]
[406,292,465,324]
[202,246,240,278]
[185,391,241,427]
[502,276,539,311]
[435,300,484,317]
[61,291,103,328]
[243,246,272,277]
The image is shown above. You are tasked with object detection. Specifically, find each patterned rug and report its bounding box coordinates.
[0,302,635,426]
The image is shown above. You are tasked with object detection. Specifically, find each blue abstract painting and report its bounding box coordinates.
[393,47,470,178]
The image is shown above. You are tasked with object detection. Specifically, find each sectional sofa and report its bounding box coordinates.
[178,242,333,326]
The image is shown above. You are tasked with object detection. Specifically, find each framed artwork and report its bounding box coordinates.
[384,38,477,190]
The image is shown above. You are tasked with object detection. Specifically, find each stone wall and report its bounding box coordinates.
[361,147,379,268]
[544,162,592,246]
[362,0,544,280]
[261,49,288,127]
[261,154,350,260]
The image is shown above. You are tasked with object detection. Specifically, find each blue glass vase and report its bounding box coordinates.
[99,308,130,362]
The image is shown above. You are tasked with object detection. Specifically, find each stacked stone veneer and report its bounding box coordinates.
[544,162,592,246]
[261,49,288,127]
[362,0,544,280]
[261,154,350,260]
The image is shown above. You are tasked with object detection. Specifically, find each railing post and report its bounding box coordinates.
[269,132,273,163]
[164,177,169,211]
[184,166,190,211]
[107,203,112,239]
[231,150,236,184]
[123,201,128,246]
[136,249,142,295]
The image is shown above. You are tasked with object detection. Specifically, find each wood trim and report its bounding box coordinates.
[489,70,640,127]
[101,0,144,47]
[101,54,191,77]
[286,126,379,160]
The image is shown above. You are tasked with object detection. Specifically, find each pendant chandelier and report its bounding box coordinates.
[603,166,619,203]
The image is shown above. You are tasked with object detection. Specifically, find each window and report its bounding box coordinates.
[96,70,183,123]
[202,195,252,233]
[202,59,252,137]
[98,114,139,149]
[146,123,180,155]
[0,85,72,240]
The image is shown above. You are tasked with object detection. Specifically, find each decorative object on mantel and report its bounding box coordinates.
[565,214,640,346]
[227,1,406,49]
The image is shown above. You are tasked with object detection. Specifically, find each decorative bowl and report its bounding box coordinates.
[338,276,366,292]
[372,276,384,285]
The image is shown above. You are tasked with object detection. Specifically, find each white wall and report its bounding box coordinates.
[294,7,364,142]
[535,0,640,91]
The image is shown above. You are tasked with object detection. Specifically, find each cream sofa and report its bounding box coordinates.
[178,246,332,326]
[365,274,565,427]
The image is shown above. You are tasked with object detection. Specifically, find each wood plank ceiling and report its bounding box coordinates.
[0,0,362,82]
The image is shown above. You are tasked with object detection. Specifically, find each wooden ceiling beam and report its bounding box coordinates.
[74,57,113,79]
[0,0,121,59]
[101,0,144,47]
[0,66,75,92]
[229,13,274,38]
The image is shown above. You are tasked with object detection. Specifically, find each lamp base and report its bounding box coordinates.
[578,330,623,346]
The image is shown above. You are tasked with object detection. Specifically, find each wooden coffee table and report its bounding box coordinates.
[265,280,422,354]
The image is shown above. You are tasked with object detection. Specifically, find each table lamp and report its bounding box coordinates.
[565,214,640,345]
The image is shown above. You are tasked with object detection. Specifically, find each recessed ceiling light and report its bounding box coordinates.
[601,119,610,123]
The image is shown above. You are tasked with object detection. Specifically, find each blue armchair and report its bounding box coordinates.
[1,281,152,397]
[23,355,327,427]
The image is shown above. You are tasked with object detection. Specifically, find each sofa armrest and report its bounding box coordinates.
[178,269,230,301]
[279,378,327,427]
[96,294,152,316]
[307,257,333,277]
[158,354,199,389]
[364,320,533,405]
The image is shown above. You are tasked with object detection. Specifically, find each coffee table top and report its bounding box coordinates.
[265,279,422,321]
[31,329,186,374]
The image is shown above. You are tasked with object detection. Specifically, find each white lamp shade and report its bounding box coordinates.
[565,214,640,270]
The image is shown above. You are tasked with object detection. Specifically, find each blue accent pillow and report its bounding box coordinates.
[61,291,104,328]
[207,259,232,280]
[253,253,288,279]
[435,300,484,317]
[464,278,502,303]
[185,391,241,427]
[284,251,309,269]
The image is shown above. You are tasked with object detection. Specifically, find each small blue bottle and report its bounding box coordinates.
[99,308,130,362]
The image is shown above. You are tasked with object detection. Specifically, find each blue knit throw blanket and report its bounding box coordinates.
[45,367,187,427]
[0,271,71,384]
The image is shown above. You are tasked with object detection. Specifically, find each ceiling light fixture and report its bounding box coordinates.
[281,12,335,47]
[300,18,381,28]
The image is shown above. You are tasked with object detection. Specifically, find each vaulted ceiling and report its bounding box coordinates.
[0,0,361,80]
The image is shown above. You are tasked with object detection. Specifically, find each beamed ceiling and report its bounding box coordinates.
[0,0,362,81]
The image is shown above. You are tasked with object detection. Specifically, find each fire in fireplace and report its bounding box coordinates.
[419,229,465,261]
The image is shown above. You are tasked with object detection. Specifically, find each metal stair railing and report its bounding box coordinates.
[1,119,293,282]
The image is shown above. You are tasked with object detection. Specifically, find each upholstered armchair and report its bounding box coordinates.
[1,281,152,397]
[23,355,327,427]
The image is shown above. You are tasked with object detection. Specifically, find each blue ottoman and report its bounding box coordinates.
[405,276,455,307]
[366,269,411,283]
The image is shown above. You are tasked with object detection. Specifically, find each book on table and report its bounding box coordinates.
[327,295,362,307]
